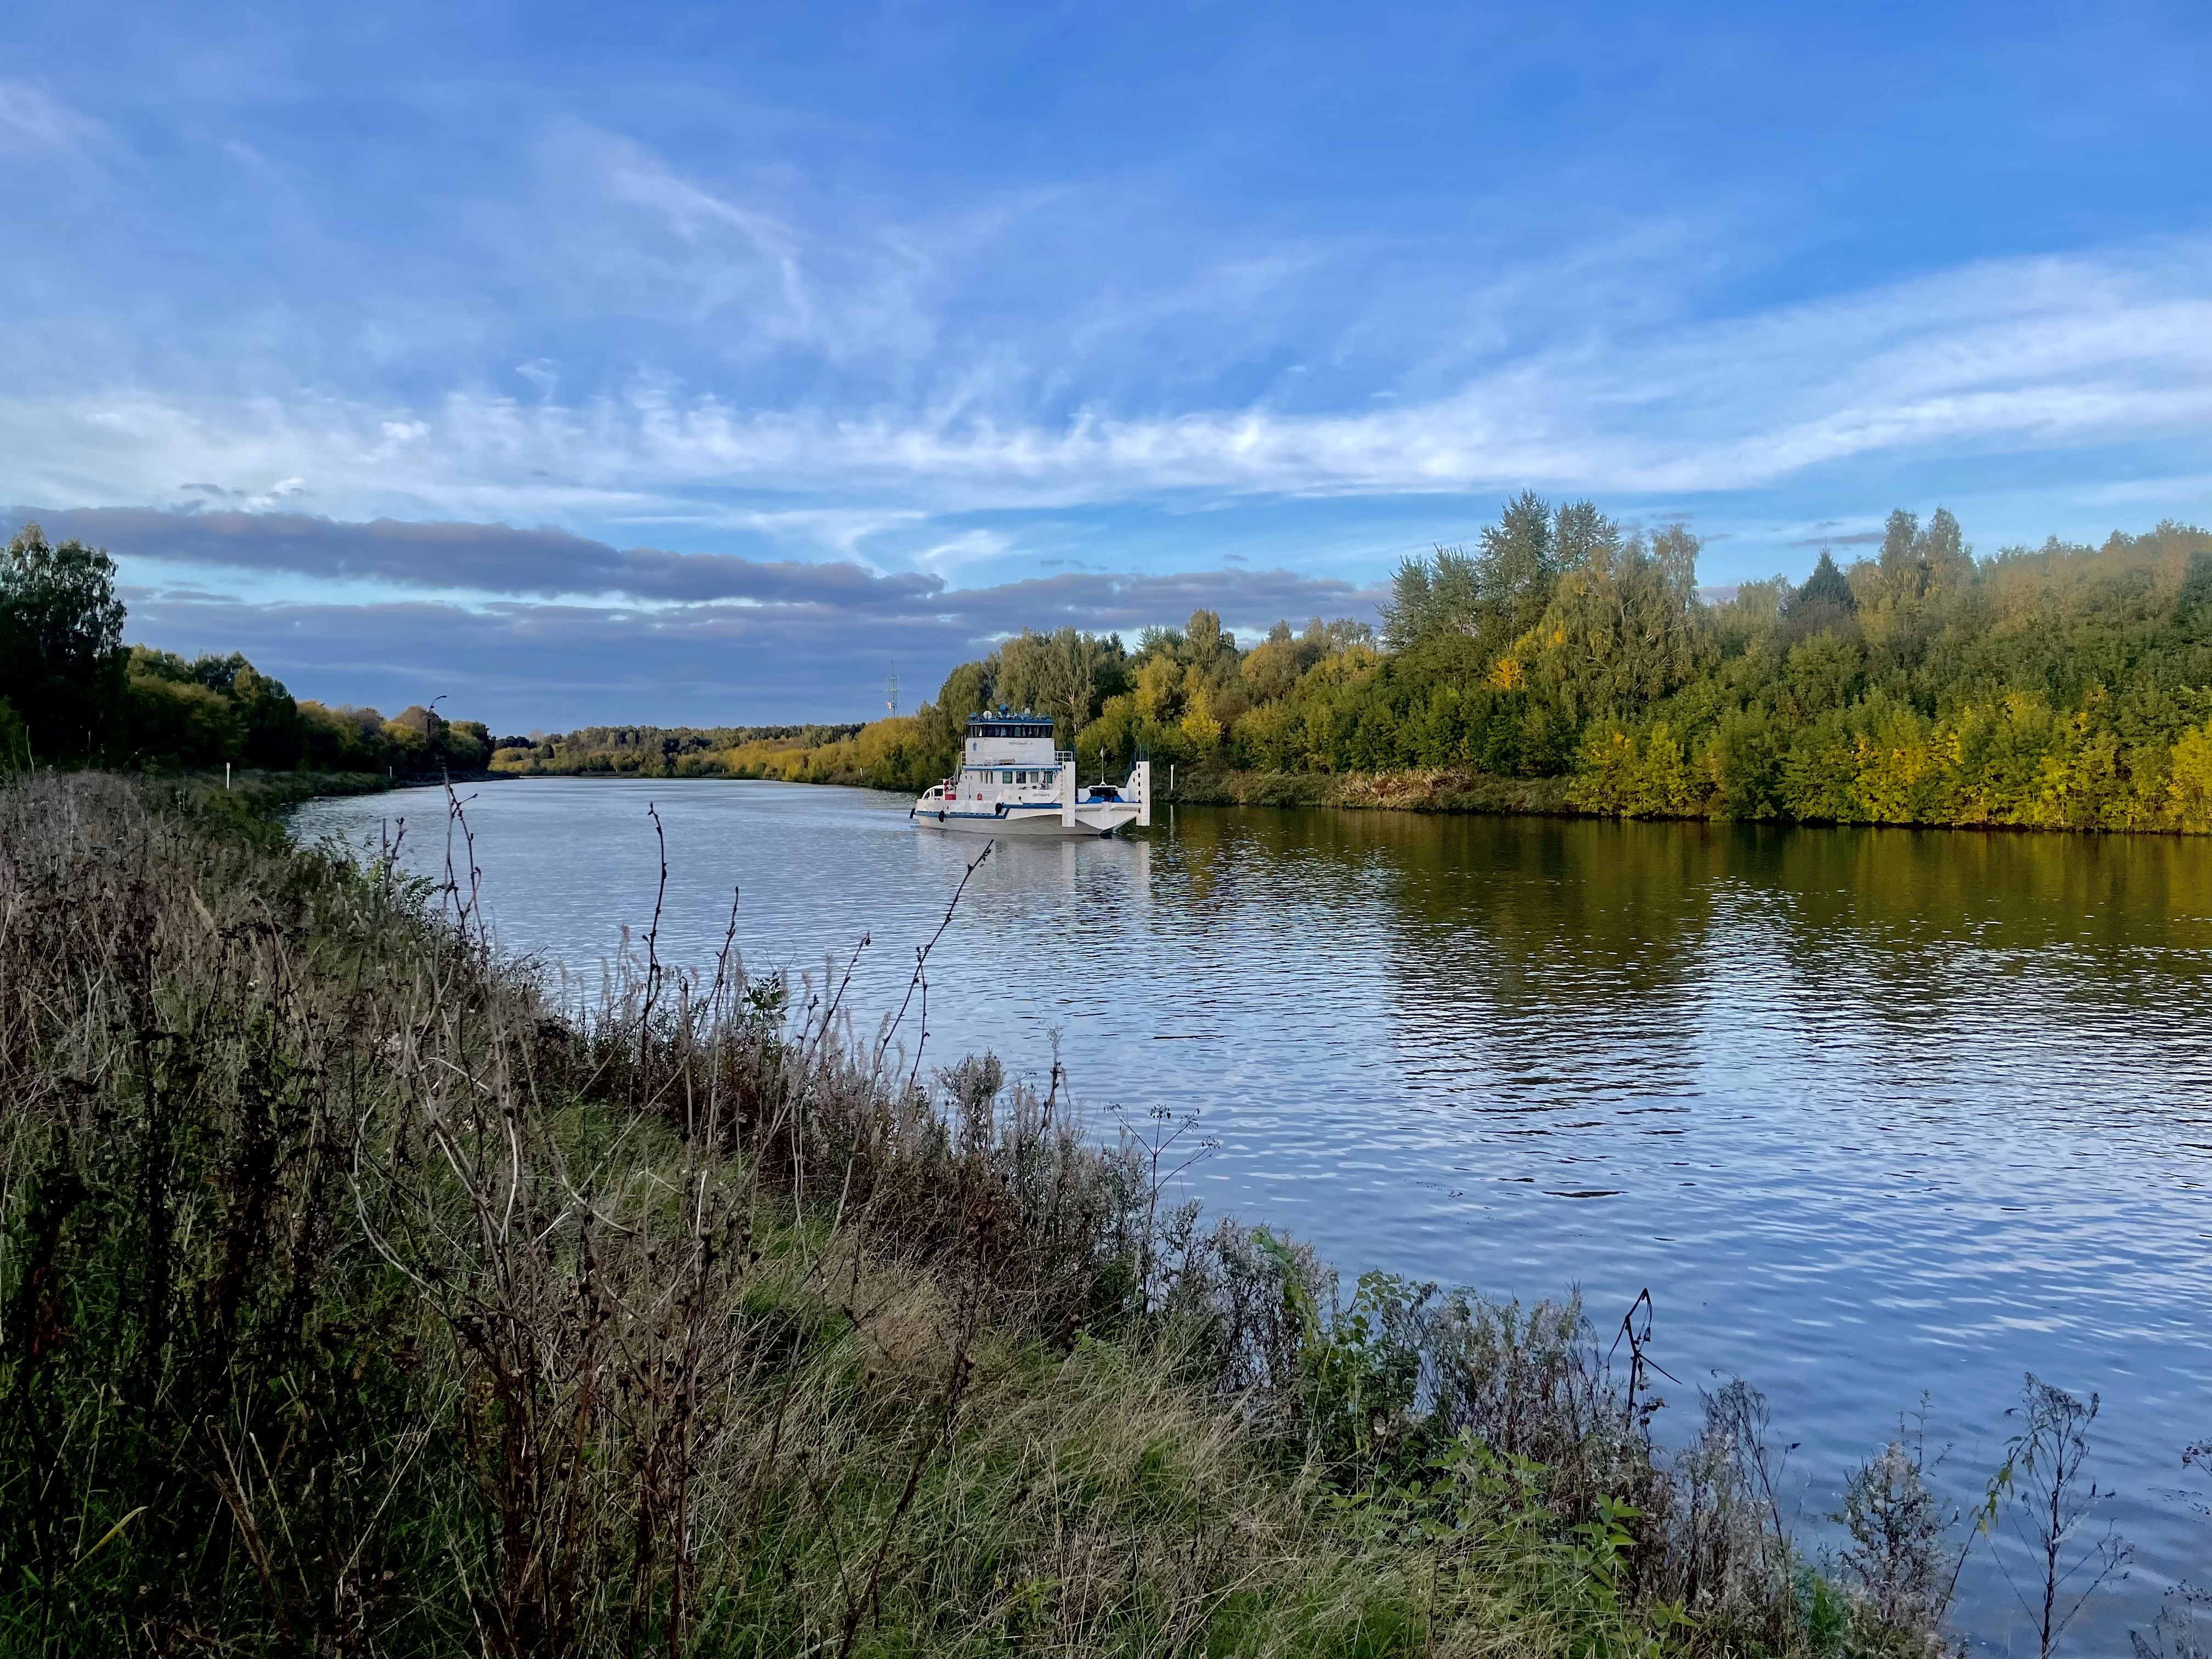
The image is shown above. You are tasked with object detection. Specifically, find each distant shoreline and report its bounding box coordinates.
[473,759,2212,834]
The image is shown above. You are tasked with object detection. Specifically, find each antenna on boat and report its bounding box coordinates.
[885,664,899,719]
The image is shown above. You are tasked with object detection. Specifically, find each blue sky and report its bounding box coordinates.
[2,0,2206,728]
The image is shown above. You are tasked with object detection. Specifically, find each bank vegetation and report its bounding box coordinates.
[0,772,2022,1656]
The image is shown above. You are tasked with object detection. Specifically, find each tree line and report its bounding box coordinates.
[606,496,2212,832]
[30,496,2203,832]
[0,522,498,776]
[493,723,865,777]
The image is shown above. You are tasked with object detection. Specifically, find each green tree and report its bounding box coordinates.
[125,670,244,765]
[0,698,26,770]
[1793,550,1857,610]
[1181,608,1218,662]
[1481,490,1562,645]
[1876,509,1929,603]
[2165,720,2212,831]
[1381,492,1567,664]
[230,663,304,766]
[1705,706,1784,818]
[1871,506,1973,603]
[1380,545,1484,651]
[1923,506,1973,590]
[1776,631,1865,724]
[998,627,1107,735]
[0,522,128,760]
[1525,522,1706,725]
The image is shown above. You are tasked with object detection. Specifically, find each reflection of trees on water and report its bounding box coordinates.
[1356,810,1725,1108]
[1154,803,1403,935]
[1711,825,2212,1128]
[1742,820,2212,962]
[1158,806,2212,1133]
[1153,808,1726,1114]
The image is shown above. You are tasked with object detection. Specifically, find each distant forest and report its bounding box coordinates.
[504,499,2212,833]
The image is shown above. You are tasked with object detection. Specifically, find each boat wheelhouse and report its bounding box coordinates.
[911,709,1151,837]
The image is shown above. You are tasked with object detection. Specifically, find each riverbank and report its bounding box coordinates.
[196,765,397,809]
[495,742,2212,835]
[0,772,1987,1655]
[1156,763,1583,815]
[132,764,512,815]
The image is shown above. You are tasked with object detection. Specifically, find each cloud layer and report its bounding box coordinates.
[25,507,949,606]
[7,240,2205,534]
[64,505,1383,727]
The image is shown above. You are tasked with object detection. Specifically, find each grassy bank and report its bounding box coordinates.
[0,774,1970,1656]
[187,766,400,810]
[135,765,509,815]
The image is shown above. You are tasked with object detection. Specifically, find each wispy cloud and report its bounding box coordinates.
[514,123,946,368]
[4,236,2201,538]
[0,78,101,156]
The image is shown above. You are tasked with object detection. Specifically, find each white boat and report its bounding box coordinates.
[911,710,1152,837]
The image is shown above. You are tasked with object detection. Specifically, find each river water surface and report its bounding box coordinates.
[292,778,2212,1655]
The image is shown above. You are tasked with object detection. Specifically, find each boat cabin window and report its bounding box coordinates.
[967,719,1054,740]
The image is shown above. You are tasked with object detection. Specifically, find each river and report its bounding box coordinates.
[291,777,2212,1655]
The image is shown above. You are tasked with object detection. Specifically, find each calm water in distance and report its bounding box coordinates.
[292,777,2212,1655]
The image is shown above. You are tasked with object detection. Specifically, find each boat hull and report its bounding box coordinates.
[913,804,1138,837]
[913,752,1149,837]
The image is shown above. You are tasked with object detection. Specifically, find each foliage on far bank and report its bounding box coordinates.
[1114,504,2212,832]
[492,721,872,781]
[541,501,2212,834]
[0,520,498,776]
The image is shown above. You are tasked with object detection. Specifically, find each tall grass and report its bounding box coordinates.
[0,773,1945,1656]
